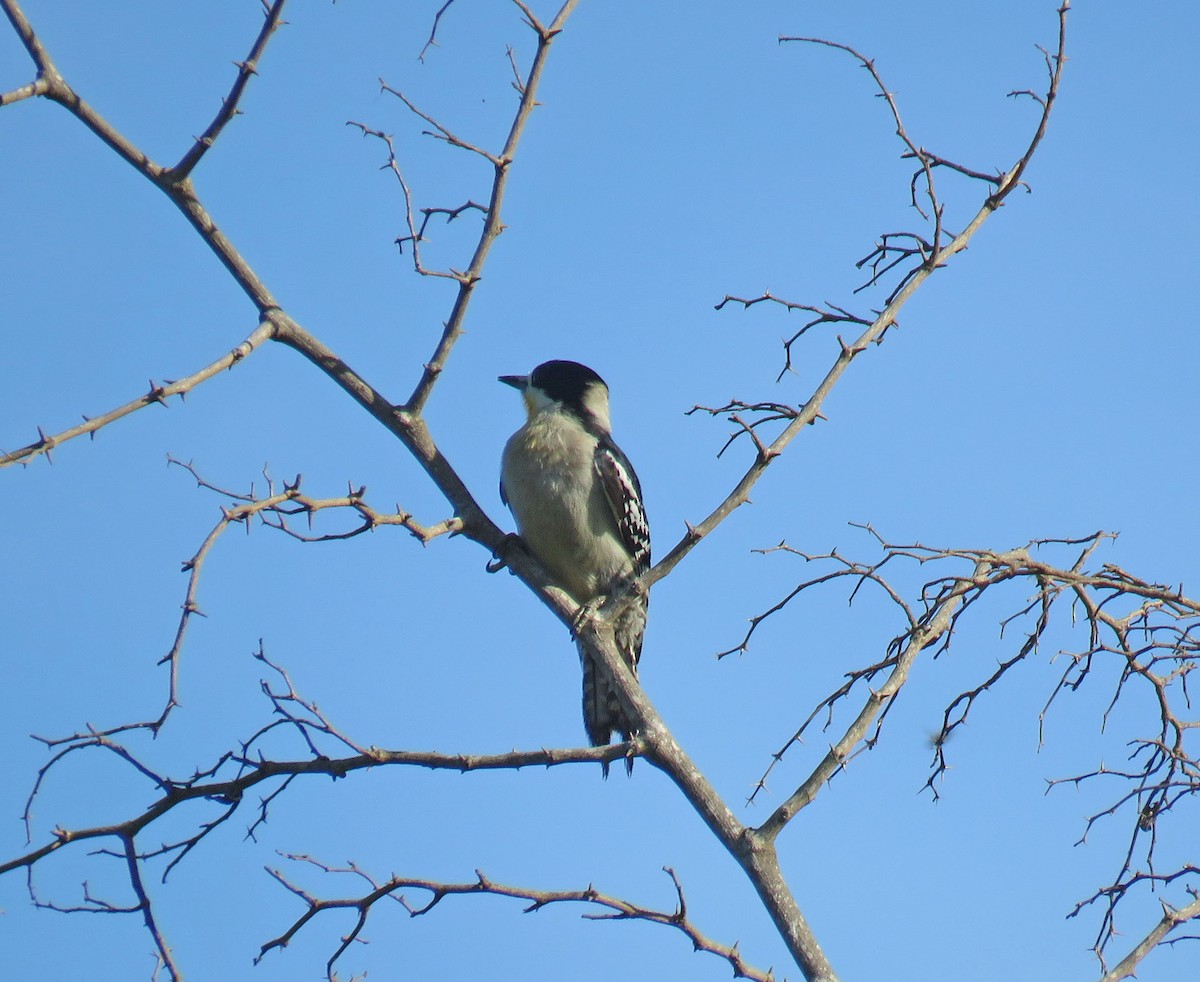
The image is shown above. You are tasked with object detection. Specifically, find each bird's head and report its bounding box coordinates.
[500,360,612,432]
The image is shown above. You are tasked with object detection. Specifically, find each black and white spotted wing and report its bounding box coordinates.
[593,436,650,575]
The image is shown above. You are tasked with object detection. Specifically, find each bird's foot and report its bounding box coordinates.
[485,532,527,574]
[570,596,605,640]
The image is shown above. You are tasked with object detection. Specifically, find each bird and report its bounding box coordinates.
[499,360,650,776]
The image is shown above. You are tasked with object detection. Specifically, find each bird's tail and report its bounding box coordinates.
[580,647,635,778]
[578,597,646,778]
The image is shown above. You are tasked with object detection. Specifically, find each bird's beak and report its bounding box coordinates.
[498,374,528,390]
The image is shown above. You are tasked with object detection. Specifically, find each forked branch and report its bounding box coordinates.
[730,525,1198,977]
[667,3,1069,589]
[260,858,777,982]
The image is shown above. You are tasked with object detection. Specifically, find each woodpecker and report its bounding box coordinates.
[499,360,650,775]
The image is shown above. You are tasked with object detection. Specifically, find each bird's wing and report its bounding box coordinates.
[594,437,650,575]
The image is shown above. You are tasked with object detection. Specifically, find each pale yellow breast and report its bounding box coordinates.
[501,411,632,602]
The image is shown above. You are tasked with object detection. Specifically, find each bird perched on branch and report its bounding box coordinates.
[499,360,650,775]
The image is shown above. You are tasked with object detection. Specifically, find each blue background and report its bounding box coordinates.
[2,2,1197,980]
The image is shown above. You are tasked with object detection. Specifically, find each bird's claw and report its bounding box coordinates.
[486,532,526,574]
[571,597,604,640]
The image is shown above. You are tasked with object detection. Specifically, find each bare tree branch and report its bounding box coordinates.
[400,0,583,415]
[1099,891,1200,982]
[346,120,488,279]
[418,0,459,62]
[755,549,983,840]
[659,6,1068,593]
[0,0,281,310]
[779,36,945,250]
[260,858,777,982]
[0,4,1095,982]
[169,0,289,180]
[26,457,465,751]
[567,604,836,981]
[1,319,272,469]
[726,523,1199,977]
[0,75,49,105]
[710,297,873,382]
[16,642,627,880]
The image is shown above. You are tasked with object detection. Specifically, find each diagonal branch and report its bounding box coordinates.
[121,834,180,980]
[0,0,52,70]
[169,0,290,180]
[994,6,1071,204]
[1,0,279,310]
[403,0,582,414]
[1,319,273,469]
[755,555,985,841]
[418,0,458,62]
[1099,892,1200,982]
[672,2,1069,592]
[728,524,1198,977]
[568,608,834,981]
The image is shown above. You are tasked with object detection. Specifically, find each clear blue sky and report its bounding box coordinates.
[2,2,1198,980]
